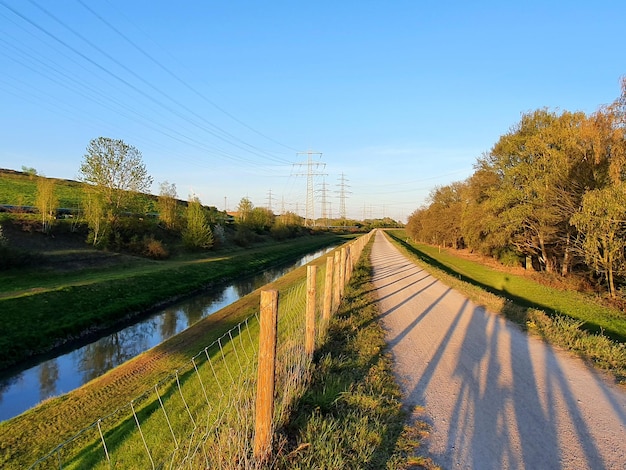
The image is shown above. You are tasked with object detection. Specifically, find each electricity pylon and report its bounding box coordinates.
[293,151,326,227]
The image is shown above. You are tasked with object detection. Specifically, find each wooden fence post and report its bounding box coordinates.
[306,265,317,356]
[254,290,279,462]
[333,251,341,313]
[323,256,334,322]
[339,247,347,297]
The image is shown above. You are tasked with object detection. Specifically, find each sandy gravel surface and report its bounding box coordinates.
[370,231,626,469]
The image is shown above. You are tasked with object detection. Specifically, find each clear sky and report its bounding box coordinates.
[1,1,624,222]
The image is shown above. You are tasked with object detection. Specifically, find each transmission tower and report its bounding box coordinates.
[319,179,330,227]
[336,172,351,221]
[293,151,326,227]
[266,189,273,212]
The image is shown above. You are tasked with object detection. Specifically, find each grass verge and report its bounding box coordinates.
[274,240,439,469]
[0,240,346,469]
[0,234,344,370]
[386,230,626,385]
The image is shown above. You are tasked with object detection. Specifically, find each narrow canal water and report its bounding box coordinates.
[0,246,336,422]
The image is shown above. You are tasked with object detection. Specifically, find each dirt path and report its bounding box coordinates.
[370,231,626,469]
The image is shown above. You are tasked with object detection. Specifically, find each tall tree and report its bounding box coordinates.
[572,183,626,297]
[182,195,214,250]
[236,197,253,224]
[158,181,178,229]
[78,137,153,227]
[35,177,58,234]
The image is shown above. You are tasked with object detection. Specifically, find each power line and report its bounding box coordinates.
[1,0,295,169]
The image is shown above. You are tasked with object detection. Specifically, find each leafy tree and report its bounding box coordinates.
[78,137,153,228]
[83,189,107,246]
[572,184,626,297]
[249,207,275,233]
[158,181,178,229]
[236,197,253,224]
[35,177,58,234]
[21,166,37,177]
[182,195,214,250]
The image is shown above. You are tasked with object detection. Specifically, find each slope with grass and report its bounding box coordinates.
[0,233,345,370]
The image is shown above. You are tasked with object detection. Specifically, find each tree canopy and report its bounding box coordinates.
[406,78,626,295]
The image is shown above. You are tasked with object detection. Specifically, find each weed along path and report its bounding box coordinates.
[370,230,626,469]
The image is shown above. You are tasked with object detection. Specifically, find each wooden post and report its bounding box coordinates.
[333,251,341,312]
[339,247,347,297]
[306,265,317,356]
[323,256,334,321]
[254,290,279,462]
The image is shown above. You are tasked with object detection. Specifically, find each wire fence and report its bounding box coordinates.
[28,232,373,469]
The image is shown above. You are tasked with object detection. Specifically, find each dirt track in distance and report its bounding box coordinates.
[370,230,626,469]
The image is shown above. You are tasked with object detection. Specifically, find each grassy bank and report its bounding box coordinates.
[0,239,345,468]
[274,239,438,469]
[1,233,434,469]
[387,230,626,384]
[0,233,344,370]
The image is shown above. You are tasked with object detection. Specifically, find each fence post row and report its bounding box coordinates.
[253,232,375,463]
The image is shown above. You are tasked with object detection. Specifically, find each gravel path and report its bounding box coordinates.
[370,231,626,469]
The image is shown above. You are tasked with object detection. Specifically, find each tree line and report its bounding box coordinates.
[12,136,343,260]
[407,78,626,297]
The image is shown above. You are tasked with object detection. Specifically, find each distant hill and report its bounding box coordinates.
[0,168,158,212]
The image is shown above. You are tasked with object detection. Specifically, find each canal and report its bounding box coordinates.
[0,246,335,421]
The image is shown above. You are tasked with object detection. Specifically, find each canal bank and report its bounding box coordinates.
[0,237,363,469]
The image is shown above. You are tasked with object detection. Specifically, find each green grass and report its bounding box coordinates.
[387,230,626,384]
[0,241,346,469]
[387,230,626,342]
[0,234,344,370]
[2,235,414,470]
[0,168,154,210]
[274,240,438,470]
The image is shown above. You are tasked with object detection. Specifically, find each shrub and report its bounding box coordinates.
[144,237,169,259]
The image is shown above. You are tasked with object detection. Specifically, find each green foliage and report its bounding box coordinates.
[0,233,342,370]
[236,196,253,224]
[407,81,626,288]
[182,196,214,250]
[572,183,626,297]
[35,177,58,234]
[20,166,37,176]
[78,137,153,227]
[157,181,179,230]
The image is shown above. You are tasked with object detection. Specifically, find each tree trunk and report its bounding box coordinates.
[561,234,571,276]
[538,233,554,273]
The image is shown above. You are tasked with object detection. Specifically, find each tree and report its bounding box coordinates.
[78,137,153,226]
[83,189,107,246]
[572,184,626,298]
[158,181,178,229]
[35,177,58,234]
[182,195,214,250]
[236,197,253,224]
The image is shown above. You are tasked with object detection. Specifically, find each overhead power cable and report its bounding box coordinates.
[25,0,291,165]
[78,0,299,156]
[0,0,294,168]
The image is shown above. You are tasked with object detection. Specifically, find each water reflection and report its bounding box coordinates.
[0,247,333,422]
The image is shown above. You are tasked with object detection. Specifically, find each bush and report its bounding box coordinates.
[496,247,522,267]
[144,237,169,259]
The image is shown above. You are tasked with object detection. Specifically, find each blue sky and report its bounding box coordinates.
[1,1,624,222]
